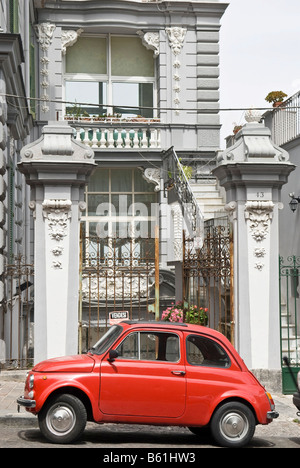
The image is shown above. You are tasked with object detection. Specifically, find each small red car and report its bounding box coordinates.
[17,321,278,447]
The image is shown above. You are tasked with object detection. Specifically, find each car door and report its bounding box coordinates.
[184,332,236,424]
[99,329,186,418]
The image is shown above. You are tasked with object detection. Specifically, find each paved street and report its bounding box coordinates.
[1,373,300,449]
[1,420,300,449]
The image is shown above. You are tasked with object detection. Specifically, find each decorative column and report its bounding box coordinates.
[166,27,187,115]
[18,122,96,363]
[34,23,56,115]
[213,112,295,373]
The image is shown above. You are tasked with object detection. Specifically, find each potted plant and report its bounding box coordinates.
[161,301,208,325]
[265,91,287,107]
[233,125,243,135]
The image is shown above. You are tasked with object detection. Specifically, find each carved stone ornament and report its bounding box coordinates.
[142,168,161,192]
[245,201,274,242]
[42,199,72,269]
[34,23,56,113]
[61,29,84,55]
[166,27,187,56]
[137,31,159,57]
[224,201,237,221]
[245,201,274,272]
[34,23,56,51]
[166,27,187,115]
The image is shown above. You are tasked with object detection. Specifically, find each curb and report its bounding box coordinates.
[0,413,38,427]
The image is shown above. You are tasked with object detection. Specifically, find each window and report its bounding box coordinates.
[83,168,158,240]
[64,35,155,118]
[116,331,180,362]
[186,335,231,368]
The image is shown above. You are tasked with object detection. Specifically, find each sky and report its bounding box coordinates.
[219,0,300,148]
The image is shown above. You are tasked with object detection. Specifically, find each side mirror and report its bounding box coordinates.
[108,349,118,362]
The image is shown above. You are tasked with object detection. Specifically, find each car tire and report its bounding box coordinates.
[38,394,87,444]
[210,401,256,448]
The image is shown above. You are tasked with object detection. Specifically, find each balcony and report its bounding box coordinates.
[265,90,300,147]
[64,116,162,150]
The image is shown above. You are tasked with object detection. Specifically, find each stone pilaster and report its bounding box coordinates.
[18,121,96,363]
[213,113,295,370]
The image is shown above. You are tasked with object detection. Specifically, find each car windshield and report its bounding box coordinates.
[91,325,123,355]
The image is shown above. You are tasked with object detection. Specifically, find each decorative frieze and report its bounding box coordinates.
[166,27,187,115]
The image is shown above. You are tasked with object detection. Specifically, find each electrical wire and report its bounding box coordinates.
[0,92,291,114]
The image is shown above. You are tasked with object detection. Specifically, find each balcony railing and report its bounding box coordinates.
[163,146,204,240]
[65,117,162,149]
[271,91,300,146]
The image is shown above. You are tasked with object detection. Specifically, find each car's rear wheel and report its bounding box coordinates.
[38,394,87,444]
[210,401,256,448]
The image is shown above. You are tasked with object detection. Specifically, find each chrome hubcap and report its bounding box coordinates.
[46,404,76,436]
[220,411,249,440]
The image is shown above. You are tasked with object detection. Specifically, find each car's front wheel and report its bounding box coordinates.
[210,401,256,448]
[38,394,87,444]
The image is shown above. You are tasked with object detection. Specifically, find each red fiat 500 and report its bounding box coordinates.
[17,321,278,447]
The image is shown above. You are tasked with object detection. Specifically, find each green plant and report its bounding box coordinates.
[66,101,84,118]
[178,158,193,181]
[265,91,287,104]
[161,301,208,325]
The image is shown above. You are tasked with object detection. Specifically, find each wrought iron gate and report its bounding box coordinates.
[279,255,300,393]
[2,257,34,369]
[183,220,234,344]
[79,233,158,352]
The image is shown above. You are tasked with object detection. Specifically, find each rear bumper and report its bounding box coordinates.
[267,410,279,420]
[17,396,36,409]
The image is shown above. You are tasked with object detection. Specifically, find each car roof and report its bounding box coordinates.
[123,320,188,327]
[120,320,224,339]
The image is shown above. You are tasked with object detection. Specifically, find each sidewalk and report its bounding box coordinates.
[0,370,38,426]
[1,370,300,438]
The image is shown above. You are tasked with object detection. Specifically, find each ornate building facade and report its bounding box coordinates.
[0,0,229,365]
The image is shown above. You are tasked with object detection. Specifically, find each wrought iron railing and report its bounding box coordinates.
[79,235,157,352]
[163,146,204,239]
[271,91,300,146]
[183,222,234,343]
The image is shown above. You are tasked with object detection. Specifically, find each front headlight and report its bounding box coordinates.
[29,374,34,390]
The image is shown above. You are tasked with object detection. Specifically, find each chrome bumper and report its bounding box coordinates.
[17,396,36,409]
[267,410,279,419]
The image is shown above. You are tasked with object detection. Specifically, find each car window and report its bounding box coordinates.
[116,331,180,362]
[91,325,123,354]
[186,334,230,368]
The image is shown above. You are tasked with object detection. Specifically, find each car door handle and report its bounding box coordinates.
[171,370,186,376]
